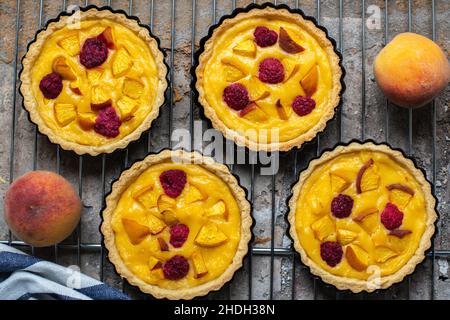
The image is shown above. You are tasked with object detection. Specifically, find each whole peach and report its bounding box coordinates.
[4,171,81,247]
[374,32,450,108]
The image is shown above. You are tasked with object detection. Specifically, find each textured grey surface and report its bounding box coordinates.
[0,0,448,300]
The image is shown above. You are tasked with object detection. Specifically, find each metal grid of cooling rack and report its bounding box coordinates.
[2,0,449,300]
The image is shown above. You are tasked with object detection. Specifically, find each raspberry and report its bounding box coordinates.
[222,83,249,110]
[160,170,187,198]
[170,223,189,248]
[331,194,354,218]
[320,241,343,267]
[39,73,63,99]
[253,26,278,47]
[381,202,404,230]
[292,96,316,116]
[94,106,121,138]
[163,255,189,280]
[79,38,108,69]
[258,57,284,84]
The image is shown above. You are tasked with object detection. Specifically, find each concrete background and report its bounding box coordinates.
[0,0,448,299]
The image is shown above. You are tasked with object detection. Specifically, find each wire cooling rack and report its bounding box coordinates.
[1,0,449,300]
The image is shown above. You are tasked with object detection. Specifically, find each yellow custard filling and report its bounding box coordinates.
[111,161,241,289]
[31,19,159,146]
[203,17,333,143]
[295,150,427,279]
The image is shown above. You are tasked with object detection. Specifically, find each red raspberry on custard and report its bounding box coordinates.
[79,38,108,69]
[94,106,121,138]
[222,83,249,110]
[258,57,284,84]
[163,255,189,280]
[320,241,343,267]
[381,202,404,230]
[160,170,187,198]
[253,26,278,47]
[39,72,63,99]
[292,96,316,116]
[170,223,189,248]
[331,194,354,218]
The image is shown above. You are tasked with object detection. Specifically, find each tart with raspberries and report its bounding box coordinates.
[101,150,252,299]
[195,5,342,151]
[20,7,167,155]
[288,142,437,292]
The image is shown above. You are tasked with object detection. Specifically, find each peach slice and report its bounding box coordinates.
[117,96,138,121]
[195,223,228,247]
[192,251,208,278]
[371,227,389,247]
[337,229,357,245]
[54,103,76,126]
[205,200,227,220]
[279,27,305,54]
[359,212,378,235]
[122,78,144,99]
[233,38,256,58]
[345,245,369,271]
[122,218,150,245]
[311,215,336,242]
[387,184,414,209]
[90,86,111,110]
[112,47,133,77]
[98,26,115,49]
[184,201,205,217]
[309,197,325,215]
[133,185,159,209]
[330,168,356,182]
[389,229,412,238]
[58,34,80,56]
[158,194,176,212]
[148,256,162,271]
[69,81,83,96]
[52,56,77,81]
[147,214,166,235]
[158,237,169,251]
[184,184,204,204]
[151,268,165,279]
[356,159,379,193]
[224,64,245,82]
[301,65,318,97]
[389,189,413,209]
[352,207,378,222]
[386,184,415,195]
[221,56,250,75]
[161,209,179,226]
[241,76,269,102]
[77,112,96,130]
[375,246,398,263]
[282,59,300,82]
[330,173,350,193]
[87,68,103,84]
[238,102,269,122]
[276,100,289,120]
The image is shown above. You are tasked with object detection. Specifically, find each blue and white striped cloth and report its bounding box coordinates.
[0,243,129,300]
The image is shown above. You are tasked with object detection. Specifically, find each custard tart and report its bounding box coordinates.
[20,7,167,155]
[101,150,252,299]
[288,142,437,292]
[195,5,343,152]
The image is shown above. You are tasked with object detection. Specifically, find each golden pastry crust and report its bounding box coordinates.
[288,142,437,292]
[195,6,342,152]
[20,7,167,156]
[101,149,252,299]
